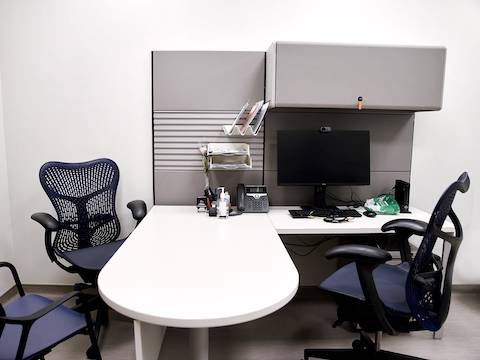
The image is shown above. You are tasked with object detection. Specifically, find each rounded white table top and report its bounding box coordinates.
[98,206,299,328]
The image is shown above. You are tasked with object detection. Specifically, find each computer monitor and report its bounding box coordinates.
[277,129,370,208]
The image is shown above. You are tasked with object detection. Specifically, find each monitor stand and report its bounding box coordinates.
[302,185,336,210]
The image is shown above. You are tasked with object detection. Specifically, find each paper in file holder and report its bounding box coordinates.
[207,143,252,170]
[222,101,269,137]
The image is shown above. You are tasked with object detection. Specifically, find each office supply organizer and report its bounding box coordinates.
[207,143,252,170]
[222,124,258,136]
[222,101,269,137]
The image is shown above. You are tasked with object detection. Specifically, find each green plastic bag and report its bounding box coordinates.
[364,194,400,215]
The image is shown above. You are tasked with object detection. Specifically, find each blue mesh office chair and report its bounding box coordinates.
[31,158,147,356]
[32,159,146,283]
[0,262,101,360]
[304,172,470,360]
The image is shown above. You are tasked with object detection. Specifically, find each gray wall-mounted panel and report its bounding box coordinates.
[152,49,416,208]
[265,170,410,206]
[152,50,266,205]
[264,111,414,172]
[154,170,263,205]
[153,51,265,111]
[264,110,414,205]
[281,236,341,286]
[268,42,446,110]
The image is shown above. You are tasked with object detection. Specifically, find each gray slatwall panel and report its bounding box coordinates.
[153,143,265,149]
[153,111,264,171]
[154,154,264,160]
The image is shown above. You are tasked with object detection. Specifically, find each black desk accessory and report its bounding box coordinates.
[237,184,269,213]
[289,208,362,219]
[395,179,410,213]
[323,214,349,223]
[363,210,377,218]
[208,207,217,217]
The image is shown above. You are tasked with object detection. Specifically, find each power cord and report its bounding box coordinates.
[284,237,336,257]
[326,187,364,207]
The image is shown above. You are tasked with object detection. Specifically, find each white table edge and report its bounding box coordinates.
[99,275,299,328]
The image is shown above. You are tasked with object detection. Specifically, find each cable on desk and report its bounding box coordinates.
[327,188,364,207]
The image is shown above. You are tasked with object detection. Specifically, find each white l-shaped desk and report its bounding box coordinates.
[98,206,453,360]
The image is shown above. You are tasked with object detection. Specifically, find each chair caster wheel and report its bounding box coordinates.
[86,346,100,360]
[352,339,365,351]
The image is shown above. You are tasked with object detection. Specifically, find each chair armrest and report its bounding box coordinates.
[0,262,25,296]
[31,213,71,270]
[326,244,392,264]
[381,219,428,263]
[0,291,81,325]
[31,212,59,231]
[381,219,428,236]
[127,200,147,224]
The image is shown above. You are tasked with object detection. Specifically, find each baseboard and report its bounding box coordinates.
[452,284,480,293]
[1,283,479,305]
[290,284,480,301]
[0,285,16,303]
[0,284,73,302]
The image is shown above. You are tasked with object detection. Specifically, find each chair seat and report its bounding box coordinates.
[59,239,125,271]
[0,294,86,360]
[320,262,411,314]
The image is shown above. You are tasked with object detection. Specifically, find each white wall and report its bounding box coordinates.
[0,72,14,294]
[0,0,478,284]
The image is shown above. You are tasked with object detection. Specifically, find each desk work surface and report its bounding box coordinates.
[268,206,455,235]
[98,206,299,328]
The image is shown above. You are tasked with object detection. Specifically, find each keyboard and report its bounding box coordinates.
[289,208,362,218]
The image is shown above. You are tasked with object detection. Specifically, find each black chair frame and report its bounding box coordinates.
[31,159,147,358]
[0,262,101,360]
[304,172,470,360]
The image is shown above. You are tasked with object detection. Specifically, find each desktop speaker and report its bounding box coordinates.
[395,180,410,213]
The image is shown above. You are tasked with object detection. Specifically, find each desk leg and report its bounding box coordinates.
[190,328,209,360]
[134,320,166,360]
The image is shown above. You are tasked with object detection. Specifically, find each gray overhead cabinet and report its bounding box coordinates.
[266,42,446,111]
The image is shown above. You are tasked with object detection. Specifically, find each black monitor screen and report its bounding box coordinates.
[277,130,370,186]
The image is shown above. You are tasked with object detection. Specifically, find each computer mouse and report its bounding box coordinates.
[363,210,377,218]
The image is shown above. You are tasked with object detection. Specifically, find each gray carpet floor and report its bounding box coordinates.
[23,289,479,360]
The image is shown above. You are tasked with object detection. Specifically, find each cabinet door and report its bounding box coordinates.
[153,51,265,111]
[273,42,445,110]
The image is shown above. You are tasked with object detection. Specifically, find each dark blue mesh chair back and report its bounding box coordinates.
[39,159,121,253]
[406,172,469,331]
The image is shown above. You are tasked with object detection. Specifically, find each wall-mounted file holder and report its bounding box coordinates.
[207,143,252,170]
[222,125,258,136]
[222,101,269,137]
